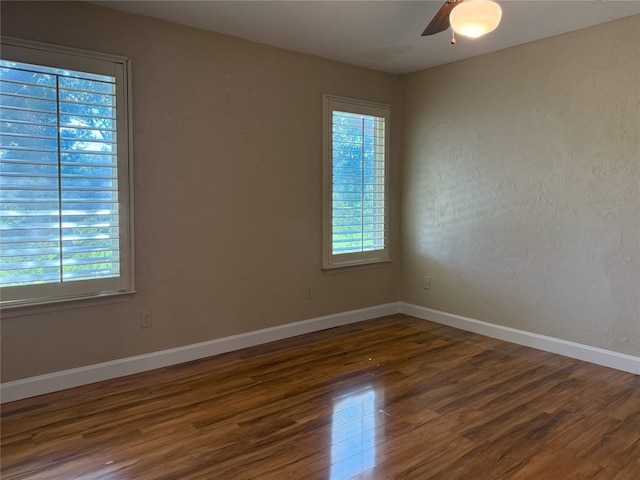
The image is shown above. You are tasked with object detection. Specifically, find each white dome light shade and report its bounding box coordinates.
[450,0,502,39]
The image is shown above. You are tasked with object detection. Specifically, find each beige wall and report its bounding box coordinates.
[1,2,638,383]
[401,15,639,356]
[0,1,403,381]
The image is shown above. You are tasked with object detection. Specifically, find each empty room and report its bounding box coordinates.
[1,1,638,479]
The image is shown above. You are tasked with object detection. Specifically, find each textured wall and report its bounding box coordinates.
[401,16,639,355]
[0,1,402,381]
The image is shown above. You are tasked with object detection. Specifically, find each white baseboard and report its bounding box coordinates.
[0,303,400,404]
[400,302,640,375]
[3,302,638,403]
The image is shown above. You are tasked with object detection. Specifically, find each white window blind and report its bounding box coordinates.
[322,95,390,269]
[0,38,134,307]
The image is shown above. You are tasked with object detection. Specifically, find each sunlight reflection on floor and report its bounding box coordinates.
[330,386,378,480]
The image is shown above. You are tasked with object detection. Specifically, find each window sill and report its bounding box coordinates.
[322,258,393,272]
[1,290,137,318]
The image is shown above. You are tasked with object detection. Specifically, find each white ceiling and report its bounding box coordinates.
[93,1,640,74]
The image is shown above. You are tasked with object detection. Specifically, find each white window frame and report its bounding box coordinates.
[322,94,390,269]
[0,37,135,308]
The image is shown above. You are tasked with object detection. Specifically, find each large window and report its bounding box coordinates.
[322,95,390,269]
[0,38,134,307]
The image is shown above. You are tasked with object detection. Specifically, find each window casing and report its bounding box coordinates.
[0,37,134,308]
[322,95,390,269]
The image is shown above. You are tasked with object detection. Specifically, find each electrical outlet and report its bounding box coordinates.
[140,310,153,328]
[423,276,431,290]
[305,285,313,299]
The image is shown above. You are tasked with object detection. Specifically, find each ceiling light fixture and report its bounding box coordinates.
[449,0,502,39]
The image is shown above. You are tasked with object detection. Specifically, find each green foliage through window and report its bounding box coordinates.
[0,60,120,287]
[331,110,386,255]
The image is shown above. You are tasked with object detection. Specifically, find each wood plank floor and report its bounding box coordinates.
[2,314,639,479]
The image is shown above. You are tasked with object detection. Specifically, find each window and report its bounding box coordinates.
[322,95,390,269]
[0,37,134,307]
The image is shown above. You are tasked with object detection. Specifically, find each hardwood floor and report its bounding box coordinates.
[2,314,639,479]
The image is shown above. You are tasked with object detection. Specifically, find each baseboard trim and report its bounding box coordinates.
[0,303,400,403]
[400,302,640,375]
[4,302,638,403]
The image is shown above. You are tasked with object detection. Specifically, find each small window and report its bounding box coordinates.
[322,95,390,269]
[0,37,134,307]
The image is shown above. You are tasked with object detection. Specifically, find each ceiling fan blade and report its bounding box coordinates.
[422,0,462,36]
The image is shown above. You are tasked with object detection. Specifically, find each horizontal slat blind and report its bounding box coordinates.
[0,60,120,287]
[331,110,386,255]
